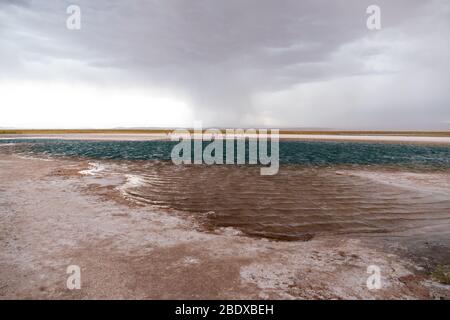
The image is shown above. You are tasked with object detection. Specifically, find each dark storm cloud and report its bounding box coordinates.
[1,0,449,128]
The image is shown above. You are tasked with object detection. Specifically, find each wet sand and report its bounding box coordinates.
[0,152,449,299]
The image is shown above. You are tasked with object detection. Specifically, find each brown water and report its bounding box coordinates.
[104,161,450,241]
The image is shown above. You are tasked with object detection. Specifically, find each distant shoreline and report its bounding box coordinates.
[1,131,450,145]
[1,129,450,137]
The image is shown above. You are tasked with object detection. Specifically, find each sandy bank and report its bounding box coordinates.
[337,170,450,197]
[1,133,450,145]
[280,134,450,145]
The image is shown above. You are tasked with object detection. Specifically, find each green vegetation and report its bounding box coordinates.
[431,265,450,285]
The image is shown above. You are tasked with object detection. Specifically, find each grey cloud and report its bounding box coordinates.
[1,0,449,128]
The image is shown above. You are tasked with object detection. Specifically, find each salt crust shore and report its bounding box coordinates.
[0,154,448,299]
[1,133,450,145]
[337,170,450,197]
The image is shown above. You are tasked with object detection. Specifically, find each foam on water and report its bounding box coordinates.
[79,162,106,175]
[17,155,54,162]
[115,173,147,201]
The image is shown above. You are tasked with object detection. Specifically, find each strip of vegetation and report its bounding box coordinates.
[431,265,450,285]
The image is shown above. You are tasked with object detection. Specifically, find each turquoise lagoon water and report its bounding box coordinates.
[2,139,450,168]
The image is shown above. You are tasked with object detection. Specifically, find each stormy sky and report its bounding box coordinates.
[0,0,449,129]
